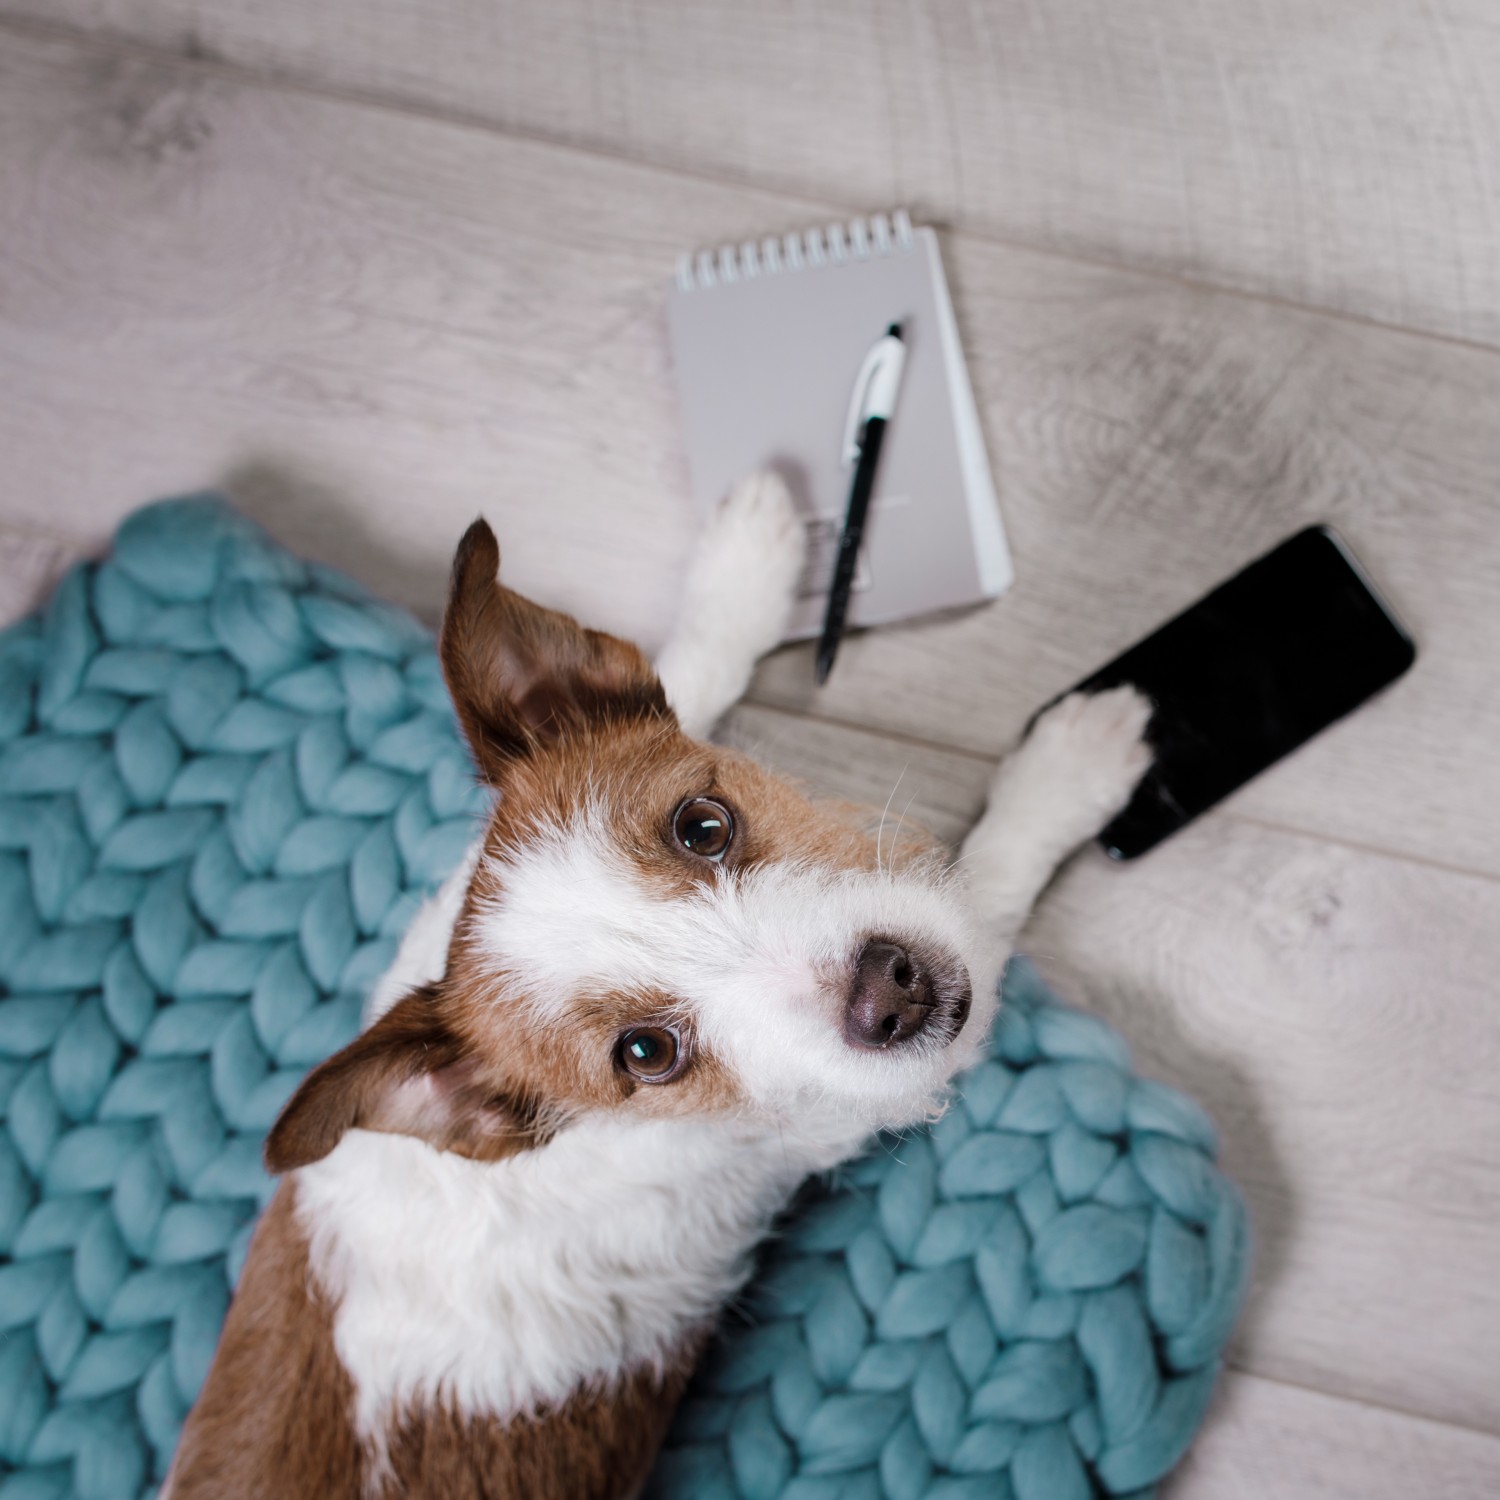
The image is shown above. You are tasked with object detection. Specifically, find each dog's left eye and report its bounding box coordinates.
[617,1027,684,1083]
[673,798,734,861]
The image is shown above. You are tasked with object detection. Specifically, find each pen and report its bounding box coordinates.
[815,321,907,684]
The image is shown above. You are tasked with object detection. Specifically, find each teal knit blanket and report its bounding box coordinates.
[0,497,1249,1500]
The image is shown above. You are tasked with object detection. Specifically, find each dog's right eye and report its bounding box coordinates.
[617,1027,683,1082]
[673,798,734,861]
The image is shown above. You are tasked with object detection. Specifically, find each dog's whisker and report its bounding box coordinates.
[874,761,910,876]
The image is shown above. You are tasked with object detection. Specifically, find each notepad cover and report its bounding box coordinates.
[666,219,1012,639]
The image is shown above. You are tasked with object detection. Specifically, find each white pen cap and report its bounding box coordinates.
[841,324,908,464]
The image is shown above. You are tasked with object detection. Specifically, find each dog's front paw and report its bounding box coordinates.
[1023,686,1155,835]
[691,470,806,653]
[657,472,808,736]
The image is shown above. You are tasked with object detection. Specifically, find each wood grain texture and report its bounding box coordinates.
[0,30,714,643]
[1164,1372,1500,1498]
[6,1,1500,346]
[1027,819,1500,1434]
[2,30,1498,880]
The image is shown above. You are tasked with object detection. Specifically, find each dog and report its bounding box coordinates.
[167,473,1152,1498]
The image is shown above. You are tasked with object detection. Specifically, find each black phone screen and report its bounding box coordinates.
[1073,526,1416,860]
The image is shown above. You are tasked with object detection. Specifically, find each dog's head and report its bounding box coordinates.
[266,521,997,1176]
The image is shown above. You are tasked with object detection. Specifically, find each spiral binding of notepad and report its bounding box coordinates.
[675,210,916,292]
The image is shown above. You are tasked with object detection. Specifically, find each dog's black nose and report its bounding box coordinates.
[844,940,938,1048]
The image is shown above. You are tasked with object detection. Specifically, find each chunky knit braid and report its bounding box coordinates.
[0,498,485,1497]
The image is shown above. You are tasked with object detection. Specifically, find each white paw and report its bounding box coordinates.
[656,471,808,736]
[693,470,807,650]
[1022,686,1155,831]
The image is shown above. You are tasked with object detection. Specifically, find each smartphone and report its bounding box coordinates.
[1066,525,1416,860]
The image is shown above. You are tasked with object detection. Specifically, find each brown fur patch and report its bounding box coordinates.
[373,1334,706,1500]
[466,717,933,907]
[264,986,552,1172]
[169,1184,360,1498]
[441,519,670,781]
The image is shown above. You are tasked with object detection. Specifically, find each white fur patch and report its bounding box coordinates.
[295,1113,816,1442]
[476,806,1001,1134]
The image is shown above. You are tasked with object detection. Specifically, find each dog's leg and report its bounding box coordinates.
[656,471,807,738]
[960,687,1154,943]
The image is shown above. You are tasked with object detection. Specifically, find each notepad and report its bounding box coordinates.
[666,212,1013,640]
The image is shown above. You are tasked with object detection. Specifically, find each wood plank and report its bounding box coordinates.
[7,1,1500,347]
[1166,1372,1500,1499]
[1,31,1497,879]
[0,29,725,643]
[728,706,1500,1434]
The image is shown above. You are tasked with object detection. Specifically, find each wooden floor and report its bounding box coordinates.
[1,4,1498,1493]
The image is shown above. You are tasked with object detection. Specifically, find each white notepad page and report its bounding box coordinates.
[666,213,1013,640]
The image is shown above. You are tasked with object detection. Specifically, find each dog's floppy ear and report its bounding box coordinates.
[264,988,549,1172]
[440,519,672,781]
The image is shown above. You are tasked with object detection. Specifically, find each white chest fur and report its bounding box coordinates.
[292,1113,826,1438]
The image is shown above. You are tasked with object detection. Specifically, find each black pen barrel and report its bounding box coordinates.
[815,416,887,682]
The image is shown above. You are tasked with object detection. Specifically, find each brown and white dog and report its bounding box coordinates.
[168,474,1152,1498]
